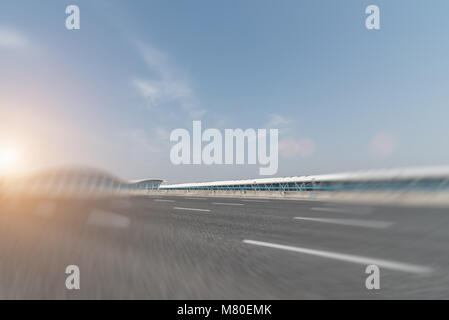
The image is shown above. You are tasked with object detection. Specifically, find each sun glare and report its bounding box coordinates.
[0,146,20,175]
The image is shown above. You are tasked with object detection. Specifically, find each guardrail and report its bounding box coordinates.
[160,166,449,193]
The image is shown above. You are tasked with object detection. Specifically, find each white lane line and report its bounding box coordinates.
[212,202,244,206]
[294,217,393,229]
[185,197,207,200]
[153,199,175,202]
[242,200,270,203]
[243,240,432,274]
[311,207,372,214]
[87,210,130,228]
[173,207,211,212]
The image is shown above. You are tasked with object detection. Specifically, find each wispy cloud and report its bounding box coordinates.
[0,27,30,50]
[132,44,205,119]
[266,114,316,158]
[266,113,291,128]
[279,137,316,158]
[369,132,397,158]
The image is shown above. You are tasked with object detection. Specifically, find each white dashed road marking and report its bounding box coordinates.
[294,217,393,229]
[173,207,211,213]
[311,207,372,215]
[212,202,244,206]
[243,240,432,274]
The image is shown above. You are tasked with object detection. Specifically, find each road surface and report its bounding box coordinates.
[0,194,448,299]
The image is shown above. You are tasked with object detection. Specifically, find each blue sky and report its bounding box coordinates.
[0,0,449,182]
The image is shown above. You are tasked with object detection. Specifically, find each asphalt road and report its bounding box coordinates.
[0,194,448,299]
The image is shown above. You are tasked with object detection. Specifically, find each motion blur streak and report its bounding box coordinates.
[1,182,449,298]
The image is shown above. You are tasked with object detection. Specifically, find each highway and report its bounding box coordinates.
[0,194,448,299]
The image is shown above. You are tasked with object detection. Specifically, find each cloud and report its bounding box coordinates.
[266,113,291,128]
[132,44,205,119]
[266,115,315,159]
[0,27,30,50]
[132,77,195,111]
[279,137,315,158]
[265,113,300,138]
[369,132,397,158]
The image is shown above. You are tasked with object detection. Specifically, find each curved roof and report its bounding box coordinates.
[128,178,164,185]
[161,165,449,188]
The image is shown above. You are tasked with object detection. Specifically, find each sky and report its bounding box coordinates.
[0,0,449,183]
